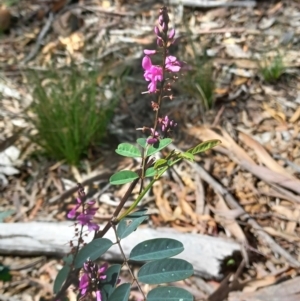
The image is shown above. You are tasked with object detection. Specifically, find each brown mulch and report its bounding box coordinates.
[1,0,300,300]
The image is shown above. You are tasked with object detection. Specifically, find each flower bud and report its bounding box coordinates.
[162,22,168,33]
[144,49,156,55]
[154,25,160,36]
[157,37,163,47]
[168,28,175,40]
[158,15,163,26]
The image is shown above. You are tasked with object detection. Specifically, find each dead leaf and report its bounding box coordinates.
[263,103,286,123]
[238,131,293,178]
[214,194,248,243]
[272,205,300,234]
[179,192,198,225]
[225,44,251,59]
[241,160,300,196]
[51,0,67,13]
[59,32,84,55]
[42,41,59,55]
[243,275,277,293]
[153,182,174,222]
[290,106,300,123]
[258,17,276,30]
[263,226,300,242]
[233,77,248,86]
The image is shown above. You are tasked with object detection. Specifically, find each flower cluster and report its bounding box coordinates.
[145,116,177,145]
[67,184,99,232]
[159,115,177,134]
[79,260,108,301]
[142,6,182,94]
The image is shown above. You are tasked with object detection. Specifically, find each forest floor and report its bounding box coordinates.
[0,0,300,301]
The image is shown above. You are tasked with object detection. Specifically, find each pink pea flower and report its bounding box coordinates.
[77,213,100,231]
[165,55,181,73]
[79,273,89,296]
[142,56,163,93]
[67,197,82,219]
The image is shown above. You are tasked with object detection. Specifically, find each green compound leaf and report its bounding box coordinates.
[117,215,148,239]
[137,258,193,284]
[108,283,130,301]
[145,167,156,178]
[129,238,184,261]
[53,265,70,293]
[178,152,194,161]
[154,159,168,169]
[187,139,221,155]
[115,143,141,158]
[100,264,122,301]
[147,286,194,301]
[109,170,139,185]
[74,238,113,268]
[136,138,147,148]
[128,209,148,217]
[53,254,73,293]
[147,138,173,157]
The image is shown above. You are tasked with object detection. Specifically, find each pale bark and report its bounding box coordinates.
[0,222,240,279]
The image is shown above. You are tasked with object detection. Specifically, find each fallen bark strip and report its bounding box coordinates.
[229,276,300,301]
[0,222,240,279]
[169,0,256,8]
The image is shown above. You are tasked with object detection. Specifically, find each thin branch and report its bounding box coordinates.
[112,224,146,300]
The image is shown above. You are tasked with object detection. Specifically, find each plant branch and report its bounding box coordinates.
[112,224,146,300]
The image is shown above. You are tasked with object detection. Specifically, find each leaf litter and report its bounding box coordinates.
[1,0,300,301]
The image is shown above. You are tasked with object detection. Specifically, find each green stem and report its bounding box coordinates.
[117,157,182,221]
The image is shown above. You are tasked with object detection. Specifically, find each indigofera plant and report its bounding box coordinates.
[53,6,220,301]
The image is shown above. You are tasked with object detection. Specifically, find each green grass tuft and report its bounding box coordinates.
[180,26,215,112]
[27,64,120,166]
[259,52,285,83]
